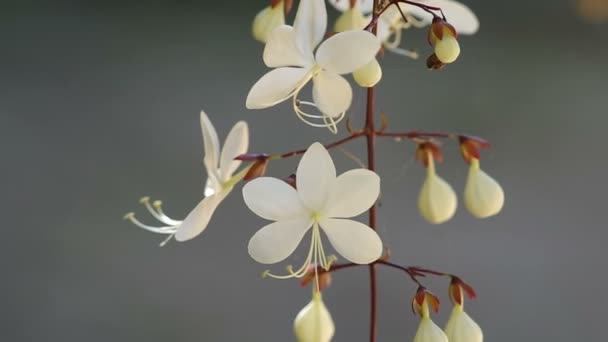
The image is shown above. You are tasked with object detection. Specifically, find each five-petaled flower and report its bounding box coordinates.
[246,0,381,133]
[124,111,249,244]
[243,142,383,278]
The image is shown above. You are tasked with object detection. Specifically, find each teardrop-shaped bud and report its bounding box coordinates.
[428,19,460,64]
[464,158,504,218]
[353,58,382,87]
[334,7,369,32]
[444,305,483,342]
[252,1,286,43]
[418,166,457,224]
[294,293,335,342]
[414,317,449,342]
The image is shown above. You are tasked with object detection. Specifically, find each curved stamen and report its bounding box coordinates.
[139,197,182,226]
[152,200,182,225]
[123,213,176,234]
[293,95,345,134]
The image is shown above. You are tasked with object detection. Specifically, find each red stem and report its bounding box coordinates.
[279,132,363,158]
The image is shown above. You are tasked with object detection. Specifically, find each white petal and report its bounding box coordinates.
[200,111,221,173]
[219,121,249,180]
[444,307,483,342]
[312,71,352,118]
[328,0,374,14]
[464,160,504,219]
[404,0,479,35]
[263,25,314,68]
[296,142,336,212]
[248,218,312,264]
[315,30,380,75]
[243,177,309,221]
[293,0,327,56]
[414,318,449,342]
[326,169,380,218]
[418,171,457,224]
[175,192,227,242]
[319,218,383,264]
[246,67,311,109]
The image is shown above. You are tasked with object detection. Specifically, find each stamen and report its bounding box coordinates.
[292,95,345,134]
[123,212,176,234]
[139,197,182,226]
[152,200,182,225]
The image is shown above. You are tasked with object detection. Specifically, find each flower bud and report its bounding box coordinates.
[334,8,368,32]
[428,19,460,64]
[444,305,483,342]
[353,59,382,87]
[414,318,449,342]
[418,159,457,224]
[294,293,335,342]
[464,158,504,219]
[252,1,285,43]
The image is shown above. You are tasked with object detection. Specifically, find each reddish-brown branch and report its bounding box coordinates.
[363,0,445,31]
[279,132,364,159]
[376,131,452,139]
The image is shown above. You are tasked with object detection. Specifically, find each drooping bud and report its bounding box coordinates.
[445,277,483,342]
[353,59,383,87]
[334,7,368,32]
[464,158,504,219]
[428,18,460,64]
[252,0,286,43]
[294,292,335,342]
[412,288,447,342]
[417,144,457,224]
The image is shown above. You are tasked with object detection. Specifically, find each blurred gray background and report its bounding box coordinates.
[1,0,607,341]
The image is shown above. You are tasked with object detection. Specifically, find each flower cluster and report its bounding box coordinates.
[124,0,504,341]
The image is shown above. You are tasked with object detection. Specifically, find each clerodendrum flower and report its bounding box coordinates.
[124,111,249,244]
[252,0,286,43]
[294,292,335,342]
[418,152,457,224]
[243,142,383,278]
[246,0,381,133]
[464,157,504,218]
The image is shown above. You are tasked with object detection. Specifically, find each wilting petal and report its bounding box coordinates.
[312,71,352,118]
[248,217,313,264]
[404,0,479,35]
[294,293,335,342]
[246,67,311,109]
[296,143,336,212]
[293,0,327,57]
[325,169,380,218]
[243,177,309,221]
[219,121,249,180]
[319,218,383,264]
[200,111,221,174]
[264,25,314,68]
[414,318,449,342]
[175,192,227,241]
[444,306,483,342]
[328,0,374,14]
[315,30,380,75]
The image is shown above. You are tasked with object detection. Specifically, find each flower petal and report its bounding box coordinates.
[175,192,227,242]
[312,71,352,118]
[263,25,314,68]
[326,169,380,218]
[248,218,313,264]
[219,121,249,180]
[319,218,383,264]
[403,0,479,35]
[293,0,327,57]
[243,177,309,221]
[296,142,336,212]
[246,67,311,109]
[315,30,380,75]
[200,111,221,174]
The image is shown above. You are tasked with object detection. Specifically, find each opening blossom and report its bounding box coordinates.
[124,111,249,244]
[294,292,335,342]
[252,0,286,43]
[242,142,383,277]
[246,0,381,133]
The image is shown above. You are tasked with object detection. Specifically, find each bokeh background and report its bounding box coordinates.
[1,0,607,341]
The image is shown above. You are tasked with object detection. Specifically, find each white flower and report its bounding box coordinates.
[445,305,483,342]
[294,292,335,342]
[124,111,249,244]
[464,158,504,218]
[242,142,383,278]
[246,0,381,133]
[418,153,457,224]
[252,0,286,43]
[414,297,448,342]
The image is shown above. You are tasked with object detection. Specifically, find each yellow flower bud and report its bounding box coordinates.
[294,293,335,342]
[418,159,457,224]
[464,158,504,218]
[334,8,368,32]
[353,59,382,87]
[252,1,285,43]
[434,35,460,64]
[444,305,483,342]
